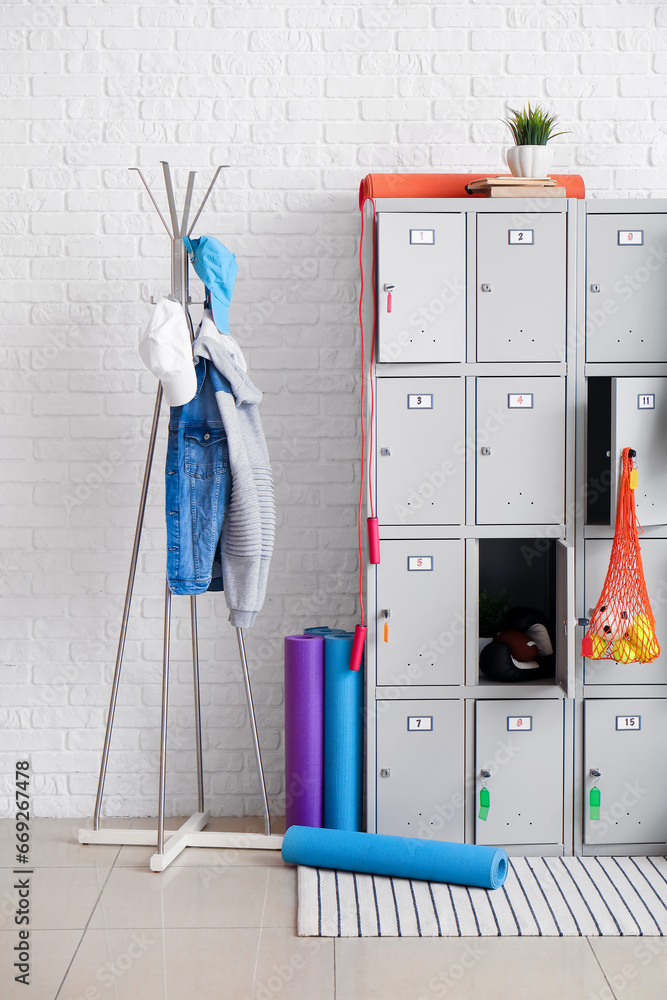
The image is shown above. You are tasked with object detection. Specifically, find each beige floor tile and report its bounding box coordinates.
[29,818,122,869]
[1,929,82,1000]
[589,936,667,1000]
[0,865,110,931]
[89,864,296,930]
[334,936,612,1000]
[59,926,333,1000]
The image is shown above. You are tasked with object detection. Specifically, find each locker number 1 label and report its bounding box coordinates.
[638,394,655,409]
[618,230,644,246]
[407,716,433,731]
[408,556,433,571]
[408,394,433,409]
[616,716,641,731]
[410,229,435,244]
[507,716,533,731]
[508,229,534,245]
[508,393,534,409]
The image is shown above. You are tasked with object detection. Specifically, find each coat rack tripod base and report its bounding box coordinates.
[78,163,282,871]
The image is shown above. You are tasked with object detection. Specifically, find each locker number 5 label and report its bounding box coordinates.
[408,556,433,571]
[407,716,433,731]
[616,716,641,731]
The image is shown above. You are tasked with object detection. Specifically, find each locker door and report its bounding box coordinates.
[584,699,667,845]
[556,540,575,698]
[475,700,563,846]
[583,539,667,685]
[377,212,466,364]
[376,540,464,687]
[586,214,667,363]
[476,377,566,524]
[376,699,464,841]
[611,377,667,526]
[477,213,567,363]
[376,377,465,526]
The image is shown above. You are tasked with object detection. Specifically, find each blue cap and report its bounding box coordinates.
[183,235,238,335]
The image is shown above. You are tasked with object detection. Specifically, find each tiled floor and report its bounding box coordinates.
[2,818,667,1000]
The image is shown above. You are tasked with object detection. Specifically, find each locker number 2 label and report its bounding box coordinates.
[408,394,433,409]
[638,394,655,409]
[508,229,534,245]
[616,716,641,731]
[408,556,433,571]
[508,393,534,409]
[407,716,433,731]
[507,716,533,731]
[618,230,644,246]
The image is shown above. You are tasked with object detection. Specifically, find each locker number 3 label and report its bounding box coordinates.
[616,716,641,731]
[408,556,433,571]
[408,394,433,409]
[508,229,534,245]
[407,716,433,731]
[507,716,533,731]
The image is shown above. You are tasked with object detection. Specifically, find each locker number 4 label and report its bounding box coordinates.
[408,556,433,571]
[508,229,534,245]
[408,394,433,409]
[507,716,533,731]
[638,394,655,409]
[508,393,534,409]
[616,716,641,731]
[407,716,433,731]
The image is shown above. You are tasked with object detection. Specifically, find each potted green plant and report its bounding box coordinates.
[502,103,567,179]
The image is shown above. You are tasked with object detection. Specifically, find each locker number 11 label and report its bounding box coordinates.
[638,394,655,409]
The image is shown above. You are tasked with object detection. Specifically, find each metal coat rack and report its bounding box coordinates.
[79,163,282,871]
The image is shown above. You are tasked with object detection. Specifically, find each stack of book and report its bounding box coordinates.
[466,176,565,198]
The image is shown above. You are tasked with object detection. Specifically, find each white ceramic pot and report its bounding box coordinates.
[506,144,554,179]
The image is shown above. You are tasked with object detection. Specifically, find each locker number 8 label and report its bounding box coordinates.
[616,716,641,731]
[508,229,534,245]
[507,716,533,731]
[408,556,433,571]
[407,716,433,731]
[407,394,433,409]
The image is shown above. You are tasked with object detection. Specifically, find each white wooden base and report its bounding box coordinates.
[79,811,284,872]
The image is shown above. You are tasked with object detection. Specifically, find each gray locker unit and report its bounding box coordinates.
[376,539,464,687]
[584,699,667,845]
[586,213,667,363]
[475,376,566,524]
[376,699,465,841]
[583,538,667,686]
[376,376,465,526]
[475,699,564,847]
[611,377,667,526]
[377,212,466,364]
[477,212,567,363]
[475,699,563,844]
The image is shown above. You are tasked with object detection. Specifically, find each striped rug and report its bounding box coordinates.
[297,856,667,937]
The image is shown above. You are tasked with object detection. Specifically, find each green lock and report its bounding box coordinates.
[478,786,490,822]
[590,786,600,821]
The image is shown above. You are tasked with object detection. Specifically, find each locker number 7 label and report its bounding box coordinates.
[407,717,433,731]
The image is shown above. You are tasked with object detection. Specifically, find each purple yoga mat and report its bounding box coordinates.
[284,634,324,830]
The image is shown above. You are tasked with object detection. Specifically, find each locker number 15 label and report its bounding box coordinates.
[616,716,641,730]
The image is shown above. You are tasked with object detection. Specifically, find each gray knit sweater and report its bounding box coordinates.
[193,317,275,628]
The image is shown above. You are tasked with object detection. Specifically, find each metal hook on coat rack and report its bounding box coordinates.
[78,163,282,871]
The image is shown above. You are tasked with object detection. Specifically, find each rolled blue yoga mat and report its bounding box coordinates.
[282,826,508,890]
[304,626,349,636]
[323,632,363,832]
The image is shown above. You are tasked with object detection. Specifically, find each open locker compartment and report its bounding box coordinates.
[477,537,574,695]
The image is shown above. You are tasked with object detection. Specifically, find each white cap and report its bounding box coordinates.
[139,296,197,407]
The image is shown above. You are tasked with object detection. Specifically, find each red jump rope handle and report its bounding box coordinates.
[367,517,380,565]
[349,624,367,672]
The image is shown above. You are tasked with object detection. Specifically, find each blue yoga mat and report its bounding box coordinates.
[323,633,363,832]
[282,826,508,890]
[304,627,349,636]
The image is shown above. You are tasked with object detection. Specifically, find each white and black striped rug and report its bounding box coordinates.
[297,856,667,937]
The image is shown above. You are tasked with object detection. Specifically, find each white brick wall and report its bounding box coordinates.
[2,0,667,819]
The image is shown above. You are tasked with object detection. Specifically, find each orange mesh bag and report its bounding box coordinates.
[582,448,660,665]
